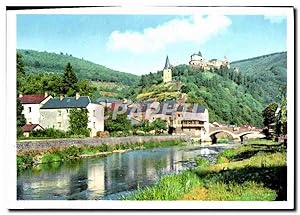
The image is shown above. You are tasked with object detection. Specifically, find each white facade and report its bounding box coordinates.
[22,103,41,124]
[87,103,105,136]
[40,104,104,137]
[21,96,52,124]
[163,68,172,83]
[191,54,204,61]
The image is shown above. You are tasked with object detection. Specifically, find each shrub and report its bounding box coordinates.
[217,148,236,163]
[30,128,68,138]
[195,157,209,168]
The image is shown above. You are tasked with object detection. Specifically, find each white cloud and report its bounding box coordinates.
[264,16,286,24]
[106,15,232,54]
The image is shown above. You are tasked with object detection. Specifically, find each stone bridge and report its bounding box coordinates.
[204,126,264,143]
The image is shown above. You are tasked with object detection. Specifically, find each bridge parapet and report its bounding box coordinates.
[209,126,261,135]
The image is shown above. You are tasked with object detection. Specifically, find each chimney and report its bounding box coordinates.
[75,92,80,100]
[60,94,64,101]
[44,91,48,97]
[19,93,23,98]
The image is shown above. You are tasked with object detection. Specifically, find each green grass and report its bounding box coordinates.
[195,157,209,169]
[183,181,277,201]
[125,139,287,201]
[124,171,202,200]
[217,138,230,144]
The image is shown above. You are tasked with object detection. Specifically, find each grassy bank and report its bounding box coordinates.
[125,139,287,201]
[17,140,184,172]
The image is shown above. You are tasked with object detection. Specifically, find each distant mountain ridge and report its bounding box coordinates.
[17,49,139,86]
[231,51,286,65]
[231,51,287,105]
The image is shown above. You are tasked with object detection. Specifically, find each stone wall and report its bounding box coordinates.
[17,135,191,153]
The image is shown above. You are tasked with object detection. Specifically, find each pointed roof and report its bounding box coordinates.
[198,51,202,57]
[21,124,44,132]
[164,55,171,69]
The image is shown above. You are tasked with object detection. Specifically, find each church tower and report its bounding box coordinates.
[163,55,172,83]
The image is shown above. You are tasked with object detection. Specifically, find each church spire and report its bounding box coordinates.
[164,55,171,69]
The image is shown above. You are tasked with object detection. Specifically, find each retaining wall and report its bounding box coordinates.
[17,135,191,152]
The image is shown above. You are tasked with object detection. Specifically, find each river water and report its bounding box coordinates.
[17,144,236,200]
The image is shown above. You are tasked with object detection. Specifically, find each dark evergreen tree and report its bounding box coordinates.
[17,53,25,76]
[262,102,278,128]
[62,62,78,96]
[17,53,25,94]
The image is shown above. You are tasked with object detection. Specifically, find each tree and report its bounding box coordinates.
[76,80,97,97]
[17,53,25,76]
[17,98,26,137]
[17,53,25,93]
[138,120,152,133]
[62,63,78,96]
[262,102,278,128]
[151,118,167,133]
[68,108,90,137]
[275,98,287,136]
[104,111,132,135]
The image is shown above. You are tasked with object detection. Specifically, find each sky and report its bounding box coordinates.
[17,14,287,76]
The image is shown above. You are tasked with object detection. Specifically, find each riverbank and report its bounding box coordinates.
[17,139,185,172]
[17,135,190,152]
[125,139,287,201]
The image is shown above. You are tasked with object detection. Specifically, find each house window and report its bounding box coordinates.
[58,122,62,127]
[58,110,62,116]
[93,122,96,129]
[93,110,96,117]
[28,107,31,113]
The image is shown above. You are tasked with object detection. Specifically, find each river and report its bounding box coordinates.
[17,143,237,200]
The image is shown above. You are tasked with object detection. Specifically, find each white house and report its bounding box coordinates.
[40,93,104,137]
[18,92,52,125]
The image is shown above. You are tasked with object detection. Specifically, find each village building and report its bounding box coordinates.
[163,56,172,83]
[18,92,52,126]
[126,100,210,141]
[40,93,104,137]
[21,124,44,137]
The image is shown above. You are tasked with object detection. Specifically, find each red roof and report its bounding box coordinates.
[21,124,43,132]
[19,95,48,104]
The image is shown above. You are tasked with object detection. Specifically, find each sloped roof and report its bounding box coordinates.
[41,96,91,109]
[19,95,48,104]
[21,124,43,132]
[164,55,171,69]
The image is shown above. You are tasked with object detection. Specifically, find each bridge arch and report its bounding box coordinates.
[207,130,237,144]
[238,131,260,142]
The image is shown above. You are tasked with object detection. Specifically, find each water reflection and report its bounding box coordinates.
[17,145,223,200]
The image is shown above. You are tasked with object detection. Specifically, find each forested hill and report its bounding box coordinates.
[231,52,287,105]
[135,65,264,127]
[134,52,287,127]
[17,49,139,86]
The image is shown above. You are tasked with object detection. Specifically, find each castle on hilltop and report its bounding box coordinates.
[162,52,230,83]
[189,51,230,70]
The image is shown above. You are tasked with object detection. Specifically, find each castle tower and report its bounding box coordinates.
[223,56,230,69]
[163,56,172,83]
